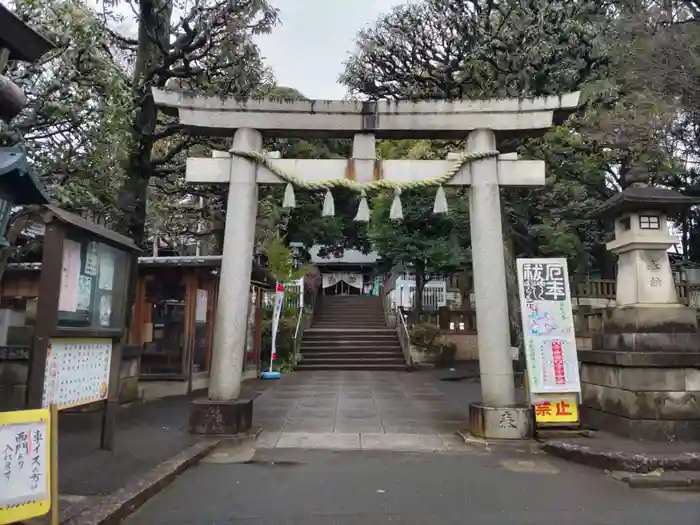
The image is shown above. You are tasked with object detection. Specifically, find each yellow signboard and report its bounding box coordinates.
[0,408,52,524]
[532,393,580,424]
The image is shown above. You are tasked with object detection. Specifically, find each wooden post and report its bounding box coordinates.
[50,403,59,525]
[205,273,219,373]
[26,221,65,409]
[100,341,122,451]
[184,271,197,394]
[253,287,263,372]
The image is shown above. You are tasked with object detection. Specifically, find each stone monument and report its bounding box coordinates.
[579,174,700,440]
[152,89,581,438]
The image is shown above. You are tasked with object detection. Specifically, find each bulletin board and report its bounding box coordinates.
[41,338,112,410]
[0,408,51,524]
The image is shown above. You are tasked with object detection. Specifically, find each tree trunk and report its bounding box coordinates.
[501,206,523,371]
[458,268,471,309]
[113,0,172,245]
[414,260,426,320]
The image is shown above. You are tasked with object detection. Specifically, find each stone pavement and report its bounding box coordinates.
[254,370,487,451]
[124,444,700,525]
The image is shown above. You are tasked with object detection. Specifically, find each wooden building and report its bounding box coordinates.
[0,255,273,400]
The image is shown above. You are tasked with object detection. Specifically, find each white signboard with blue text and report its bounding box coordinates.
[516,258,581,396]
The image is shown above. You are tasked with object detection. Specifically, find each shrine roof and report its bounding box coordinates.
[45,205,140,252]
[595,185,700,218]
[6,256,274,288]
[0,4,54,63]
[0,148,49,204]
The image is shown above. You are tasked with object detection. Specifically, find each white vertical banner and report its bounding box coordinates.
[516,258,581,396]
[269,282,285,371]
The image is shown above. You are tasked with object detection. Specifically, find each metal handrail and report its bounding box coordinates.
[395,305,413,367]
[292,307,304,365]
[380,277,412,367]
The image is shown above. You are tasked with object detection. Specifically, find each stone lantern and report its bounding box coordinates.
[578,172,700,441]
[602,181,697,306]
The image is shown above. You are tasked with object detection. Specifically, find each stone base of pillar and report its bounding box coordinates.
[189,397,254,435]
[468,403,534,440]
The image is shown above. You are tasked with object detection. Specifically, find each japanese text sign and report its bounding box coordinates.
[0,409,51,524]
[516,258,581,396]
[532,393,580,424]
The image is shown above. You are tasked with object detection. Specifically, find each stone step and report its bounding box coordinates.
[302,358,405,367]
[296,363,407,371]
[300,341,401,354]
[302,352,403,360]
[302,339,401,346]
[301,338,401,344]
[314,312,384,321]
[304,328,396,335]
[311,319,386,328]
[314,314,384,319]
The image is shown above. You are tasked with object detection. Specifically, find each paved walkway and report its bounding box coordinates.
[254,369,493,451]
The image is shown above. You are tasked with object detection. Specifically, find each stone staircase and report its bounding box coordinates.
[297,295,407,371]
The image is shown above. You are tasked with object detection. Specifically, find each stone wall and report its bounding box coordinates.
[581,363,700,441]
[421,308,594,363]
[0,346,29,411]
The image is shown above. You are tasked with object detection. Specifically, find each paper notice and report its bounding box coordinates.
[98,251,114,291]
[58,239,81,312]
[76,275,92,311]
[195,290,208,322]
[84,241,99,276]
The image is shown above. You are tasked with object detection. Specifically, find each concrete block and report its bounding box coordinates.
[0,361,28,385]
[579,349,700,368]
[600,305,698,334]
[685,369,700,392]
[189,397,254,435]
[594,332,700,353]
[0,385,26,410]
[6,325,33,346]
[580,363,685,391]
[360,432,445,452]
[581,406,700,441]
[119,356,140,379]
[277,432,360,450]
[582,382,700,420]
[118,376,140,403]
[468,403,533,440]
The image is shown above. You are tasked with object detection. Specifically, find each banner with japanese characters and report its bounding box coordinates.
[269,282,285,370]
[516,258,581,404]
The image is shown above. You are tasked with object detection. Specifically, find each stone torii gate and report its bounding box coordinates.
[153,89,580,438]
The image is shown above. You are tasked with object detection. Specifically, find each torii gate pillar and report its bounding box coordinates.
[467,129,515,409]
[154,89,580,438]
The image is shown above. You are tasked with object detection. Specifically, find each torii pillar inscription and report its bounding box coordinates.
[153,90,580,438]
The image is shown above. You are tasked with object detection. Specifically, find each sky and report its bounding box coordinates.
[4,0,406,99]
[256,0,405,100]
